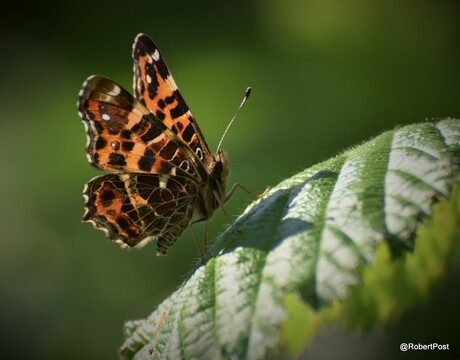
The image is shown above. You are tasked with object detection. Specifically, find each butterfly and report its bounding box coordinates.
[77,33,251,255]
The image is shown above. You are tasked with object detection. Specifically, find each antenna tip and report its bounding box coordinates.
[245,87,252,97]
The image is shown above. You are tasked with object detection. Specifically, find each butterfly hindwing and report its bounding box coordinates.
[83,173,198,254]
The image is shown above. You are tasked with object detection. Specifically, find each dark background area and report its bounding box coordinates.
[1,0,459,358]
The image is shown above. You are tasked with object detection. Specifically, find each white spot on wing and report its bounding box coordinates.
[153,49,160,62]
[167,75,178,90]
[102,113,111,121]
[115,239,131,249]
[146,74,152,84]
[134,235,156,249]
[107,84,121,96]
[159,175,168,189]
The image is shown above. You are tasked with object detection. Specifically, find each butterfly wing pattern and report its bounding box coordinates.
[78,33,229,255]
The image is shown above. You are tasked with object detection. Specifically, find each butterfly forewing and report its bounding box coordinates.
[132,34,213,166]
[78,75,204,179]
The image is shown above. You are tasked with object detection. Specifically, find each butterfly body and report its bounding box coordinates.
[78,34,231,255]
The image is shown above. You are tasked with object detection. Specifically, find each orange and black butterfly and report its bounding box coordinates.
[77,34,251,255]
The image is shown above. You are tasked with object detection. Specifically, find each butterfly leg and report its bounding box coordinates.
[224,183,269,202]
[190,224,205,263]
[214,190,234,227]
[217,184,269,235]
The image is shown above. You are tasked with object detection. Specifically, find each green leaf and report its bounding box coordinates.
[120,118,460,359]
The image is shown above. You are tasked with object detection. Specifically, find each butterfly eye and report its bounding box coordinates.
[210,159,224,176]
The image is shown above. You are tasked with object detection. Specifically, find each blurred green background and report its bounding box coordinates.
[1,0,459,358]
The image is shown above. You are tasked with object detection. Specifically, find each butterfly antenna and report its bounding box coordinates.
[216,87,252,153]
